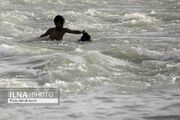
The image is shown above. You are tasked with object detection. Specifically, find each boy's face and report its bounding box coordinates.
[55,21,64,29]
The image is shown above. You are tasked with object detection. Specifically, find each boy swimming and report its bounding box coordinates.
[40,15,84,40]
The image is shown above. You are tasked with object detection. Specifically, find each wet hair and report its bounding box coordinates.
[54,15,65,24]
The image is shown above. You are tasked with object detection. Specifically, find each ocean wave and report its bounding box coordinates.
[158,12,180,21]
[64,10,104,30]
[0,11,28,24]
[0,43,53,56]
[0,78,29,88]
[102,46,162,63]
[122,12,158,27]
[43,80,87,93]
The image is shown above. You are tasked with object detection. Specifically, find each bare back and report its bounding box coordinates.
[40,27,83,40]
[48,28,66,40]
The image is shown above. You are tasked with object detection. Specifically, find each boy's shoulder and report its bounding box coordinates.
[48,28,68,31]
[62,28,69,31]
[46,28,56,33]
[48,27,56,31]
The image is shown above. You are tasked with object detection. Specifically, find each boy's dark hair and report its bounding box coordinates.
[54,15,65,24]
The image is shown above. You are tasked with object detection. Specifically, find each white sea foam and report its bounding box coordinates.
[43,80,86,93]
[0,43,53,55]
[123,12,158,26]
[0,0,180,119]
[0,11,28,24]
[86,50,130,66]
[0,44,15,55]
[0,78,29,87]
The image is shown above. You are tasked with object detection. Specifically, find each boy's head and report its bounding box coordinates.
[54,15,65,28]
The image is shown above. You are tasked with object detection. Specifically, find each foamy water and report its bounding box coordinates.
[0,0,180,120]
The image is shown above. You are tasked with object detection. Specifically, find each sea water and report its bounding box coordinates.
[0,0,180,120]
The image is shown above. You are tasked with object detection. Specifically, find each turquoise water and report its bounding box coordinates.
[0,0,180,119]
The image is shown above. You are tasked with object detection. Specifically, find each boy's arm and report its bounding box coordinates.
[64,28,84,34]
[40,29,51,37]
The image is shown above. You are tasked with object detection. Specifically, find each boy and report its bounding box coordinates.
[40,15,84,40]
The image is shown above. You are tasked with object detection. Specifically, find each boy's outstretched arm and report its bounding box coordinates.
[40,29,51,37]
[64,28,84,34]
